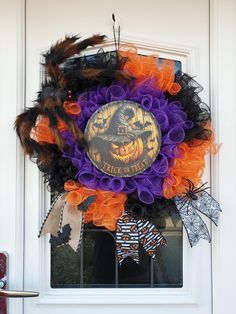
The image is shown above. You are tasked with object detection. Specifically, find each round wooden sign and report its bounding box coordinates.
[84,101,161,177]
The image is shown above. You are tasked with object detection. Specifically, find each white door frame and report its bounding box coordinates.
[0,0,25,313]
[210,0,236,313]
[1,0,236,313]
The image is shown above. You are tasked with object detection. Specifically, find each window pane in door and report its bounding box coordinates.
[51,217,183,288]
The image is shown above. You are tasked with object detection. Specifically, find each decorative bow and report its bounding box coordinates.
[116,211,166,265]
[39,192,93,251]
[39,180,128,251]
[174,191,222,246]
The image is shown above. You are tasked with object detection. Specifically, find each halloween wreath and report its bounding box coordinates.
[15,30,221,265]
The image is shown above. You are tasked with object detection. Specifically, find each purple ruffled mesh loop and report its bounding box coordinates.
[82,102,99,119]
[163,127,185,144]
[105,85,127,102]
[149,176,163,197]
[141,95,154,110]
[168,101,183,110]
[99,175,112,191]
[109,177,125,193]
[72,157,83,169]
[161,144,180,159]
[155,111,169,132]
[123,177,138,194]
[184,120,194,129]
[168,111,187,127]
[77,170,96,188]
[152,154,169,177]
[137,185,155,204]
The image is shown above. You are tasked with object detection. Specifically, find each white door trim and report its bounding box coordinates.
[210,1,236,314]
[0,0,26,313]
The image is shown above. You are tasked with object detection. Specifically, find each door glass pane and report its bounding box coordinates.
[50,55,183,288]
[51,217,183,288]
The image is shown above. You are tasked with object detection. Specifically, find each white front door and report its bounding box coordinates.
[1,1,236,314]
[24,1,211,313]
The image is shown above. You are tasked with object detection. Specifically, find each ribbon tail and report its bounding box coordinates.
[39,193,66,237]
[116,212,139,265]
[61,202,84,252]
[116,248,139,266]
[137,219,166,259]
[116,212,166,265]
[194,191,222,226]
[175,199,211,247]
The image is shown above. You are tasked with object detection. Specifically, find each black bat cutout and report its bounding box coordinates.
[79,195,96,212]
[50,224,71,249]
[133,121,152,129]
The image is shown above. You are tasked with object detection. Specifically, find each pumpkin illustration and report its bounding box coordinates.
[85,101,161,177]
[130,244,139,250]
[121,234,131,241]
[110,138,144,164]
[130,225,138,232]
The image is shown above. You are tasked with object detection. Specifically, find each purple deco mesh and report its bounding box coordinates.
[62,81,194,204]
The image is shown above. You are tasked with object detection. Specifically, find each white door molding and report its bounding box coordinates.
[0,0,26,313]
[210,1,236,314]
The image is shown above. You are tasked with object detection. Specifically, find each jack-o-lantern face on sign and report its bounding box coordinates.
[84,101,161,177]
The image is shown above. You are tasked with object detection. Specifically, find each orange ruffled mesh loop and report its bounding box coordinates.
[64,179,81,191]
[63,101,81,115]
[119,45,181,95]
[33,115,68,144]
[64,180,127,231]
[163,128,217,199]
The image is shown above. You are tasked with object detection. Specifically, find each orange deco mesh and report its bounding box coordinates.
[119,45,181,95]
[63,101,81,115]
[163,132,217,199]
[64,180,127,231]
